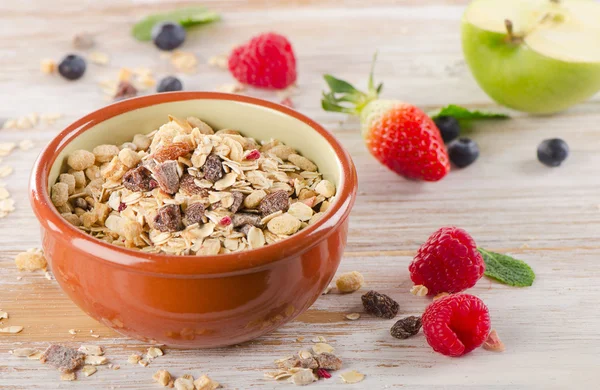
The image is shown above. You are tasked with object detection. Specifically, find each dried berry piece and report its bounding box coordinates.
[122,166,154,192]
[202,154,224,182]
[184,202,205,225]
[152,142,192,163]
[390,316,422,339]
[40,345,85,373]
[315,352,342,370]
[232,213,262,228]
[230,191,245,213]
[361,290,399,319]
[153,204,182,232]
[114,81,137,100]
[258,190,289,216]
[153,161,180,194]
[179,174,208,197]
[278,355,318,370]
[316,368,331,379]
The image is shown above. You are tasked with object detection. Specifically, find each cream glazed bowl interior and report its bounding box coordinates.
[31,92,358,347]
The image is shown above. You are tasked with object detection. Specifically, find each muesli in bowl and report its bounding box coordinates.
[50,115,336,255]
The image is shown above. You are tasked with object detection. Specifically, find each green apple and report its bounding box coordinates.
[462,0,600,114]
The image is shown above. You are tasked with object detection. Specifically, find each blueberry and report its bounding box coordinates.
[448,138,479,168]
[434,116,460,143]
[537,138,569,167]
[151,22,186,51]
[157,76,183,93]
[58,54,86,80]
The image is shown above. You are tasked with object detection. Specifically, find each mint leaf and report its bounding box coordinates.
[478,248,535,287]
[132,7,220,41]
[430,104,509,120]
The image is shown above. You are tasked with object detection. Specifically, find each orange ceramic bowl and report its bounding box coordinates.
[29,92,357,348]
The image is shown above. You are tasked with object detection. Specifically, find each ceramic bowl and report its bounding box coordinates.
[29,92,357,348]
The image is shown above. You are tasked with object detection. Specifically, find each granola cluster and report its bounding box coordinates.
[51,115,336,255]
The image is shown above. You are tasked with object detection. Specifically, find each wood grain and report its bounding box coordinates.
[1,0,600,388]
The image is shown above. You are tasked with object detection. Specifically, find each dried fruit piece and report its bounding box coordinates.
[390,316,422,339]
[361,290,399,319]
[154,204,182,232]
[202,154,224,182]
[184,202,205,225]
[114,81,137,100]
[258,190,289,216]
[314,352,342,370]
[152,142,192,163]
[123,166,154,192]
[153,161,180,194]
[483,329,505,352]
[232,213,262,229]
[422,294,491,357]
[229,191,245,213]
[40,345,85,373]
[316,368,331,379]
[179,174,207,196]
[335,271,364,293]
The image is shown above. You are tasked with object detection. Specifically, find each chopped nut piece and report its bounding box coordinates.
[60,372,76,381]
[82,365,97,377]
[128,354,142,364]
[390,316,422,339]
[15,249,47,271]
[335,271,364,293]
[340,370,365,384]
[410,284,428,297]
[78,345,103,356]
[153,142,192,163]
[153,369,172,387]
[345,313,360,321]
[193,374,221,390]
[483,329,505,352]
[0,326,24,334]
[147,346,164,359]
[41,345,85,373]
[139,359,149,367]
[361,290,399,319]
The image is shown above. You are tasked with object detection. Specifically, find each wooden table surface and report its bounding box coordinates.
[2,0,600,388]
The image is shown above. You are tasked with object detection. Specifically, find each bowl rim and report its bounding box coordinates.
[30,92,357,276]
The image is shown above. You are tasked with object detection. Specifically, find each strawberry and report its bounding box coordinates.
[321,55,450,181]
[228,32,297,90]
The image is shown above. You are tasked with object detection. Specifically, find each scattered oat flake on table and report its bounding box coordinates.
[15,248,47,271]
[41,113,62,125]
[311,336,327,343]
[0,311,7,319]
[208,54,228,69]
[11,348,39,357]
[90,334,100,338]
[29,351,43,360]
[68,329,77,335]
[340,370,365,384]
[345,313,360,321]
[312,343,334,355]
[193,374,221,389]
[0,198,15,217]
[89,51,110,65]
[483,329,505,352]
[410,284,428,296]
[82,365,97,377]
[147,346,163,359]
[215,83,245,93]
[18,139,34,151]
[0,325,24,333]
[0,142,16,157]
[84,355,108,365]
[128,354,142,364]
[60,372,76,381]
[78,345,104,356]
[0,166,13,178]
[290,369,317,385]
[153,369,172,387]
[44,271,53,280]
[171,50,198,73]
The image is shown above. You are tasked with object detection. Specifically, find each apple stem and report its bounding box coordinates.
[504,19,523,44]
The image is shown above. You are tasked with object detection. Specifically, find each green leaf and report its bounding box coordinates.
[478,248,535,287]
[323,75,360,94]
[132,7,220,41]
[321,96,355,114]
[430,104,510,120]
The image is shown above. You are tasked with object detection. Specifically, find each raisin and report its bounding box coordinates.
[230,191,245,213]
[315,352,342,371]
[118,202,127,212]
[361,290,399,319]
[74,197,90,211]
[114,81,137,100]
[179,174,208,197]
[152,142,192,163]
[232,213,262,228]
[122,166,154,192]
[258,190,289,216]
[153,204,182,232]
[390,316,422,339]
[238,224,252,236]
[153,161,180,194]
[40,345,85,373]
[202,154,224,183]
[184,202,205,225]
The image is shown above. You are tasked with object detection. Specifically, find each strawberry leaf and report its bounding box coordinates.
[323,75,360,94]
[478,248,535,287]
[132,7,220,41]
[430,104,509,120]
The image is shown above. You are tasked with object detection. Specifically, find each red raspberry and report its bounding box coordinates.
[422,294,491,357]
[409,227,485,295]
[228,32,297,89]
